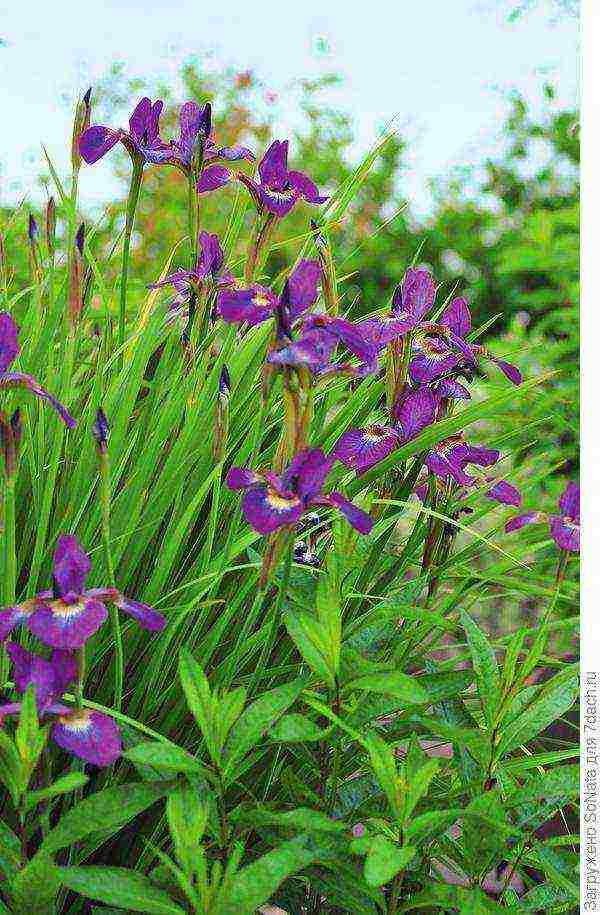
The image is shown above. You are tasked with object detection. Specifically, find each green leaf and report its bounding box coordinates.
[362,732,401,820]
[220,834,325,915]
[0,819,21,880]
[270,713,326,743]
[166,782,207,874]
[404,758,440,821]
[348,671,429,705]
[363,837,415,887]
[125,741,204,774]
[234,806,346,833]
[40,781,173,855]
[57,866,185,914]
[285,609,337,687]
[403,809,461,847]
[496,670,579,755]
[11,852,59,915]
[178,649,219,767]
[24,771,89,811]
[222,678,305,780]
[461,611,501,729]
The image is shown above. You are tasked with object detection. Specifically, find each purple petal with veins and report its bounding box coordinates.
[28,597,108,649]
[116,596,166,631]
[328,492,374,534]
[52,709,121,767]
[53,534,90,601]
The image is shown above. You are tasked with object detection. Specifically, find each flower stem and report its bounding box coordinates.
[3,475,16,605]
[99,449,123,712]
[118,163,143,356]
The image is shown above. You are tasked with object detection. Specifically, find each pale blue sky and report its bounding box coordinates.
[0,0,579,214]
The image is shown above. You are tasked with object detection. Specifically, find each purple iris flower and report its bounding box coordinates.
[217,260,321,328]
[150,232,233,309]
[0,313,75,428]
[505,481,580,552]
[333,386,438,474]
[423,434,501,487]
[359,267,438,351]
[268,313,377,376]
[0,643,121,767]
[413,476,521,509]
[79,97,172,166]
[239,140,328,217]
[410,295,521,386]
[0,535,165,649]
[359,269,520,386]
[226,448,373,536]
[168,101,254,193]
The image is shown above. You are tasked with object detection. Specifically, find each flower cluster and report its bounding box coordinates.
[0,535,165,766]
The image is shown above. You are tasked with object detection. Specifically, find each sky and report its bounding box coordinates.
[0,0,579,215]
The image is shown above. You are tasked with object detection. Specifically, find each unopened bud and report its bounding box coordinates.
[219,364,231,397]
[46,196,57,260]
[71,87,92,171]
[311,219,338,316]
[28,215,40,280]
[68,222,85,325]
[213,364,230,461]
[28,214,38,243]
[0,408,22,479]
[92,407,110,453]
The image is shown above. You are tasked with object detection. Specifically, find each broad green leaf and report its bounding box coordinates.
[285,609,337,687]
[222,678,306,780]
[220,834,324,915]
[125,741,204,774]
[461,611,501,729]
[57,866,185,914]
[11,852,59,915]
[363,837,415,887]
[348,671,429,705]
[362,732,401,820]
[0,819,21,880]
[404,758,440,821]
[496,670,579,755]
[270,713,326,743]
[166,782,207,875]
[40,781,173,855]
[24,771,89,811]
[178,649,219,766]
[234,806,346,833]
[404,809,461,847]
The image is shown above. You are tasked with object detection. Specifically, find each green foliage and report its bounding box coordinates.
[0,52,578,915]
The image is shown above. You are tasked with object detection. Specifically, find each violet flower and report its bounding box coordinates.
[268,312,377,377]
[505,481,580,552]
[424,434,501,487]
[0,535,165,649]
[226,448,373,536]
[414,476,521,509]
[359,269,520,386]
[79,97,172,167]
[239,140,328,217]
[334,386,438,474]
[151,231,233,308]
[0,643,121,767]
[0,313,76,428]
[410,295,521,386]
[168,101,254,193]
[217,259,321,328]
